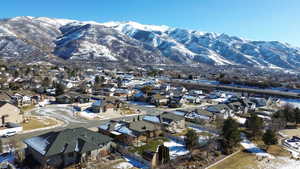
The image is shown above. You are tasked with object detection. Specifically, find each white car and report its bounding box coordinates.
[3,131,16,137]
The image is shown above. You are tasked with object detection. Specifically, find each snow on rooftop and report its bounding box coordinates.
[99,123,110,130]
[117,126,135,137]
[24,136,50,155]
[143,115,160,123]
[171,111,186,116]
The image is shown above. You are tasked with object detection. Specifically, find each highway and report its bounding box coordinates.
[170,80,300,99]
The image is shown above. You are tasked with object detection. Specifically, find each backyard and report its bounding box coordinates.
[129,137,169,155]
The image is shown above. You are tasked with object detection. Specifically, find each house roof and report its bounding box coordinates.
[206,104,230,112]
[194,109,214,117]
[24,127,112,157]
[160,112,185,121]
[128,121,158,133]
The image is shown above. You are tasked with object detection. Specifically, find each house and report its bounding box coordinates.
[150,94,168,106]
[175,87,187,94]
[168,96,185,108]
[56,93,90,104]
[12,93,33,107]
[158,112,185,133]
[114,88,133,97]
[132,91,148,102]
[206,104,232,118]
[128,120,162,142]
[249,97,267,107]
[185,109,215,122]
[55,95,74,104]
[227,101,244,113]
[98,120,137,145]
[24,128,113,168]
[0,102,23,126]
[99,120,161,146]
[75,95,90,104]
[89,99,118,114]
[184,95,202,104]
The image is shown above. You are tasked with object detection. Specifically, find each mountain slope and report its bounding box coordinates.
[0,16,300,71]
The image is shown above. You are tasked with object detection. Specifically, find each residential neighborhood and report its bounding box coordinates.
[0,61,299,169]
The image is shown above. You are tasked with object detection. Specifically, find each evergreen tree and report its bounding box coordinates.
[157,144,170,165]
[185,129,198,150]
[295,108,300,124]
[55,83,65,96]
[262,129,278,149]
[222,117,240,154]
[95,75,101,84]
[42,77,51,87]
[247,114,263,139]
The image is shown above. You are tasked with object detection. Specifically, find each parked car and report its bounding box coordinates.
[3,131,17,137]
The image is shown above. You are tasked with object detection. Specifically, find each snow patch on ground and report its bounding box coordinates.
[258,157,300,169]
[73,41,117,61]
[113,161,134,169]
[123,156,149,169]
[240,133,274,159]
[78,110,99,119]
[164,139,189,159]
[127,101,156,108]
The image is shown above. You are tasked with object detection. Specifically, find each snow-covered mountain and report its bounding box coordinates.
[1,16,300,70]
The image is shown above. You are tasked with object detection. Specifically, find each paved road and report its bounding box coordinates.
[1,102,163,144]
[0,100,204,146]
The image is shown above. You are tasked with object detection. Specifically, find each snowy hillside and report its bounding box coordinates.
[1,16,300,71]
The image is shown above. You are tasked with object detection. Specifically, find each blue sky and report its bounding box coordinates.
[1,0,300,46]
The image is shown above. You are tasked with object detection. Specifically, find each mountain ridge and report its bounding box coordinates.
[0,16,300,71]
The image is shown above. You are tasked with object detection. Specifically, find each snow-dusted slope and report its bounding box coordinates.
[1,16,300,70]
[101,21,300,69]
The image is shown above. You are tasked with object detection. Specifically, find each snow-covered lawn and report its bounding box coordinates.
[280,99,300,108]
[123,156,149,169]
[127,101,156,108]
[79,110,99,119]
[258,157,300,169]
[240,133,274,159]
[113,161,134,169]
[164,138,189,159]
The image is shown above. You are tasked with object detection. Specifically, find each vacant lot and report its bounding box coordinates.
[22,116,59,131]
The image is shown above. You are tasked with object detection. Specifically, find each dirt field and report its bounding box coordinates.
[281,128,300,137]
[22,116,60,131]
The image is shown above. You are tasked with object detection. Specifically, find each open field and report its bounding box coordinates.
[281,128,300,138]
[210,151,259,169]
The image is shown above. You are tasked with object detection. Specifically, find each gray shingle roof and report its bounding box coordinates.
[128,121,158,133]
[24,127,112,157]
[160,112,185,121]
